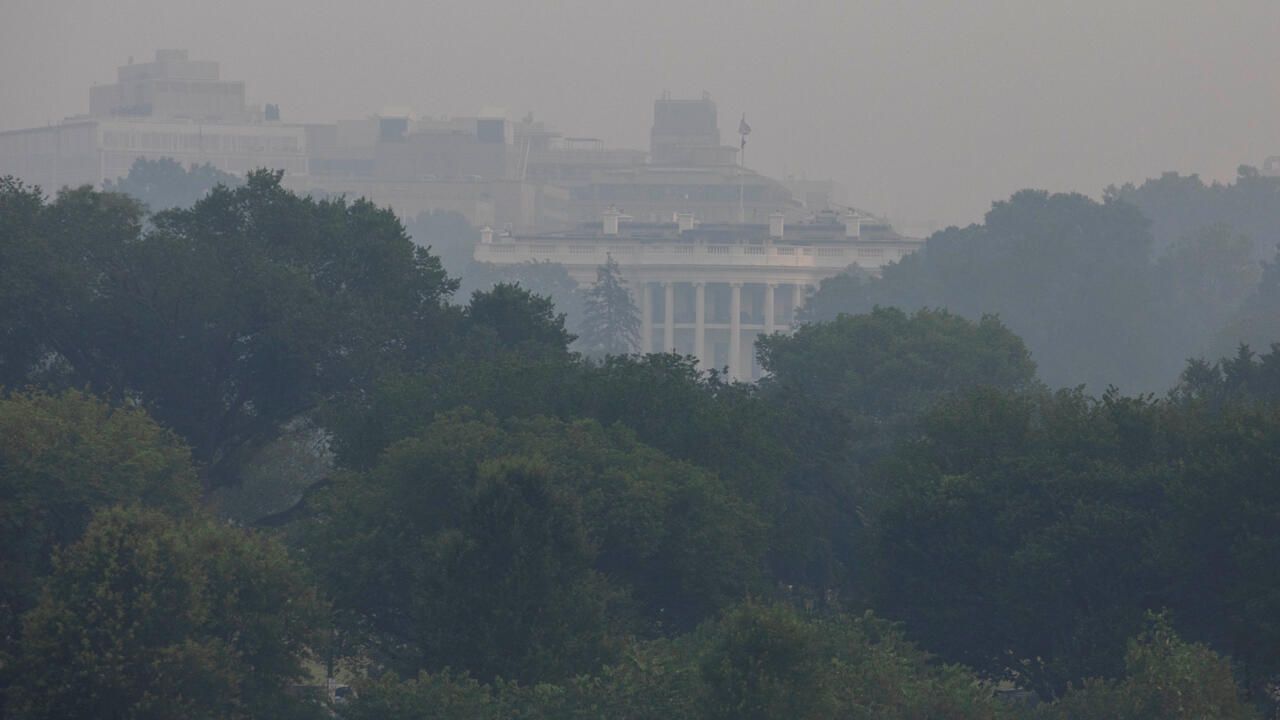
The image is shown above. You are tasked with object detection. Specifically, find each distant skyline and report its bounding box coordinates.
[2,0,1278,232]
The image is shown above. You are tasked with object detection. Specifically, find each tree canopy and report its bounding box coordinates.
[7,506,327,720]
[802,188,1278,393]
[301,412,766,681]
[1,171,457,482]
[5,169,1280,717]
[103,156,242,212]
[0,389,198,653]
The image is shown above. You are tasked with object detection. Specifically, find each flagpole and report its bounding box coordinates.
[738,148,745,224]
[737,113,750,224]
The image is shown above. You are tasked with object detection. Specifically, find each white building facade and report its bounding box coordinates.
[0,50,307,194]
[476,212,923,380]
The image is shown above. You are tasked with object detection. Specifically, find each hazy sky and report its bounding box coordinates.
[2,0,1277,231]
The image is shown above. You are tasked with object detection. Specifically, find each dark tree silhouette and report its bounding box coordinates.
[578,255,641,357]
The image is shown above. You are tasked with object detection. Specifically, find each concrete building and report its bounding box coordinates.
[528,93,804,226]
[564,164,795,225]
[0,49,307,193]
[300,110,566,230]
[785,177,847,213]
[476,211,923,380]
[0,118,307,193]
[0,48,883,277]
[649,91,738,167]
[88,49,256,123]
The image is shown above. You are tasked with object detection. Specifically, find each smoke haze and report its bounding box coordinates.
[2,0,1278,230]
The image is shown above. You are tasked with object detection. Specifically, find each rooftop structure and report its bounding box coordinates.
[650,91,737,167]
[0,49,874,251]
[89,49,257,123]
[476,211,923,379]
[0,50,306,194]
[301,111,562,229]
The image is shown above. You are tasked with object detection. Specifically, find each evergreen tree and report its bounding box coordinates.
[578,255,641,356]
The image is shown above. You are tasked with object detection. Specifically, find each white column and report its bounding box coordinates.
[663,281,675,352]
[640,282,653,353]
[694,282,706,367]
[765,283,776,335]
[729,282,742,380]
[792,283,806,326]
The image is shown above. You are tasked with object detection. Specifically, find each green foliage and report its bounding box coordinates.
[1152,224,1262,367]
[795,264,874,323]
[326,351,789,509]
[0,177,50,385]
[1105,166,1280,262]
[805,190,1166,391]
[104,156,242,212]
[302,412,766,682]
[405,210,587,336]
[760,306,1037,421]
[867,380,1280,698]
[0,179,144,389]
[6,506,327,720]
[342,603,1009,720]
[811,183,1280,392]
[1174,343,1280,408]
[697,603,1011,720]
[0,171,458,481]
[1218,247,1280,355]
[325,352,579,470]
[404,209,479,280]
[1038,614,1259,720]
[573,354,788,502]
[578,254,641,356]
[698,602,835,719]
[464,282,574,352]
[0,389,199,653]
[340,671,507,720]
[10,164,1280,715]
[499,260,586,336]
[754,307,1037,595]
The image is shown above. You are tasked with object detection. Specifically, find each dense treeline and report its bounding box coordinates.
[806,174,1280,392]
[1106,165,1280,262]
[2,170,1277,718]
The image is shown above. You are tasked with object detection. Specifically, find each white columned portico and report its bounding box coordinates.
[477,214,927,367]
[694,282,706,367]
[729,282,743,379]
[663,281,675,352]
[765,283,776,335]
[641,282,653,353]
[792,282,806,323]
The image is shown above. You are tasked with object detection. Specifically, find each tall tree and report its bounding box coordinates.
[1105,165,1280,262]
[0,179,143,389]
[755,308,1039,594]
[0,389,199,655]
[464,282,574,353]
[103,156,241,212]
[1,171,458,483]
[578,255,640,357]
[302,412,766,681]
[6,506,327,720]
[1217,245,1280,354]
[804,190,1158,391]
[1039,615,1259,720]
[867,373,1280,699]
